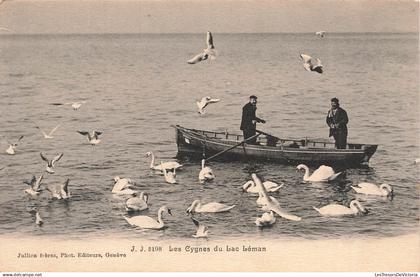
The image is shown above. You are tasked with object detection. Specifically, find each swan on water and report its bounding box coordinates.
[187,31,217,64]
[242,180,283,193]
[199,159,215,183]
[186,200,235,213]
[300,54,323,74]
[77,130,102,145]
[4,135,23,155]
[296,164,342,182]
[145,151,182,171]
[40,152,63,174]
[196,96,220,115]
[125,192,149,212]
[313,200,368,216]
[191,217,209,238]
[255,211,276,227]
[124,205,172,230]
[351,182,393,197]
[23,174,44,197]
[252,174,301,221]
[112,176,138,195]
[315,31,326,38]
[162,162,177,184]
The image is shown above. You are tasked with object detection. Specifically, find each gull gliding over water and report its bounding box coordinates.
[300,54,323,74]
[46,179,71,200]
[40,152,63,174]
[23,174,44,197]
[187,31,217,64]
[35,124,60,139]
[50,101,87,110]
[77,130,102,145]
[196,96,220,115]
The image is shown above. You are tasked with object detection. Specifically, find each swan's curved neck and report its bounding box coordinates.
[201,160,205,169]
[302,166,310,180]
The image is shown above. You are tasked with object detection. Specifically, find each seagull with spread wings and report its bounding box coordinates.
[187,31,217,64]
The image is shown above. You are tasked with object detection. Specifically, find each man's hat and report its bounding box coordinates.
[331,97,339,103]
[249,95,258,100]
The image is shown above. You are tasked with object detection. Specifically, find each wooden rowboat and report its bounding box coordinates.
[173,125,378,167]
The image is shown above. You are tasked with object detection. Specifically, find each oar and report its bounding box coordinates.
[205,132,261,162]
[256,129,280,140]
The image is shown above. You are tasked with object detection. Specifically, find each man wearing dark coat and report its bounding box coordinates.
[326,97,349,149]
[240,95,265,144]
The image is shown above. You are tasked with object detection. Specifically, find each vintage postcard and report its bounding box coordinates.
[0,0,419,272]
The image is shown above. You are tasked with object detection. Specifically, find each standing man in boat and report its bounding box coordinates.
[326,97,349,149]
[240,95,266,144]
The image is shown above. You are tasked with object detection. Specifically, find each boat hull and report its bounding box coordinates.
[174,125,378,167]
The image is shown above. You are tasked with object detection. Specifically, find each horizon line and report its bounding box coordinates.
[0,31,418,36]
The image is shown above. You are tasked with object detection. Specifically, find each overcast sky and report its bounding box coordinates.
[0,0,418,34]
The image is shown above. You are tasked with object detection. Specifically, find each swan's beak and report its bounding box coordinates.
[168,209,172,216]
[362,208,369,215]
[186,208,191,213]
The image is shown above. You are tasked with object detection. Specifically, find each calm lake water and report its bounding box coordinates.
[0,33,418,240]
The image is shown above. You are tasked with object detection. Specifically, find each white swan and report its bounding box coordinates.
[23,174,44,197]
[186,200,235,213]
[351,182,393,197]
[252,173,301,221]
[315,31,326,38]
[77,130,102,145]
[5,135,24,155]
[187,31,217,64]
[112,176,136,193]
[313,200,368,216]
[296,164,342,182]
[191,217,209,238]
[300,54,323,74]
[256,192,280,207]
[46,179,70,200]
[125,192,149,212]
[124,206,172,230]
[255,211,276,227]
[145,152,182,171]
[35,125,60,139]
[199,159,215,183]
[162,163,177,184]
[40,152,63,174]
[196,96,220,115]
[242,180,283,193]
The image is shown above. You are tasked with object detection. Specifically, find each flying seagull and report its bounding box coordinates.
[300,54,323,74]
[23,174,44,197]
[40,152,63,174]
[35,124,60,139]
[77,130,102,145]
[187,31,217,64]
[51,101,87,110]
[196,96,220,115]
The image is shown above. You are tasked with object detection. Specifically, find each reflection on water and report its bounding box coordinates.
[0,33,418,240]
